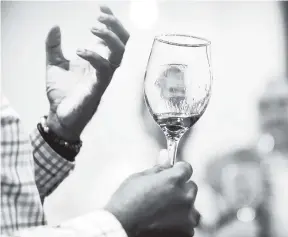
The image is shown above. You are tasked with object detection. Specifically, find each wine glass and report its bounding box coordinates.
[144,34,213,165]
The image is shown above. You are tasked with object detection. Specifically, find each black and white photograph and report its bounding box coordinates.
[1,1,288,237]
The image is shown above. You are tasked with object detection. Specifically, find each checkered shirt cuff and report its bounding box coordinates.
[30,127,75,198]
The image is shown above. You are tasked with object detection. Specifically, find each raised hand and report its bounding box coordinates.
[45,5,129,141]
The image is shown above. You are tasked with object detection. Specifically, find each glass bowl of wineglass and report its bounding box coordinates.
[144,34,213,165]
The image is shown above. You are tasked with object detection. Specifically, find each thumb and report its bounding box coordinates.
[46,26,69,70]
[160,161,193,184]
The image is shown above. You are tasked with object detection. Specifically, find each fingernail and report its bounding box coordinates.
[91,27,106,33]
[92,21,106,31]
[76,49,86,55]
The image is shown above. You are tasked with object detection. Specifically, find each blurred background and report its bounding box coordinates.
[1,1,288,237]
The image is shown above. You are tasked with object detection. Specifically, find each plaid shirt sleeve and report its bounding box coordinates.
[29,127,75,200]
[13,210,128,237]
[1,96,128,237]
[1,96,47,234]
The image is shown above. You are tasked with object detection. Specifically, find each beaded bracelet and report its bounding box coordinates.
[39,116,82,155]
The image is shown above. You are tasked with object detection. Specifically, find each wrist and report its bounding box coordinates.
[47,111,80,142]
[38,119,81,161]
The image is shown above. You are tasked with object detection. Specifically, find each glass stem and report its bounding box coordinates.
[167,138,180,166]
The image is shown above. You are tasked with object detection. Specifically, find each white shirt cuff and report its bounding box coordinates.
[60,209,128,237]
